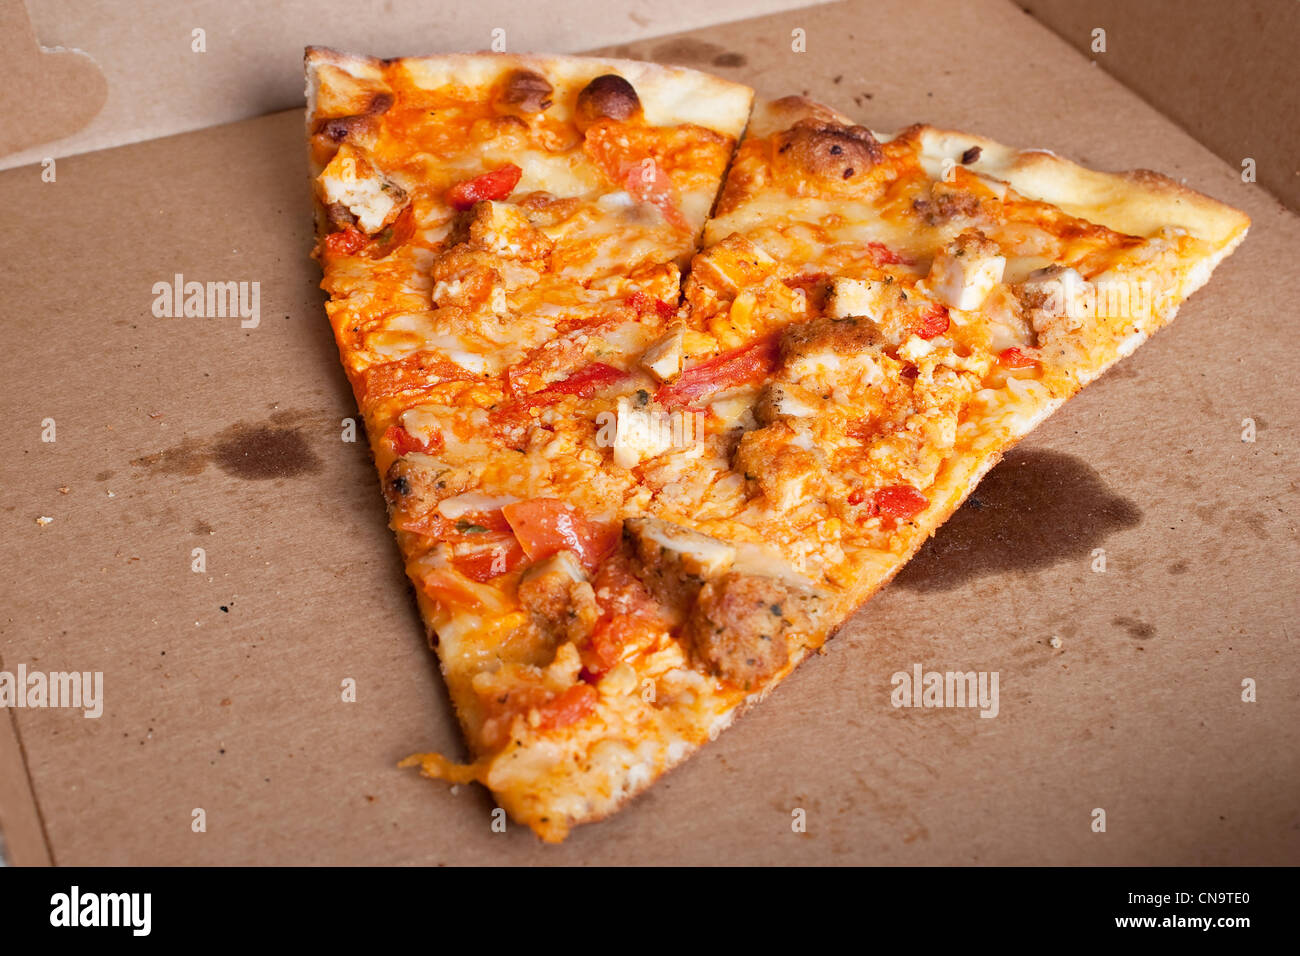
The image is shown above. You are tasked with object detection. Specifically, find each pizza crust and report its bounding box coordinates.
[746,94,856,137]
[305,47,753,141]
[898,125,1251,247]
[738,96,1250,251]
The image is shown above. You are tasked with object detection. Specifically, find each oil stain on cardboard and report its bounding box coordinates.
[895,448,1142,592]
[131,410,324,481]
[620,37,749,69]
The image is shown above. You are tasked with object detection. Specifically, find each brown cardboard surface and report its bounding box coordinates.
[0,710,52,865]
[1,0,1296,865]
[1027,0,1300,215]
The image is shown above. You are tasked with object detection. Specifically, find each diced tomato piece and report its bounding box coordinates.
[502,498,619,569]
[852,485,929,523]
[872,485,929,521]
[541,363,627,399]
[655,336,778,409]
[581,559,662,675]
[846,418,877,444]
[535,684,598,731]
[323,226,367,256]
[621,158,689,230]
[587,615,640,674]
[451,536,527,582]
[915,305,950,340]
[997,347,1039,369]
[511,362,628,407]
[866,241,912,266]
[583,124,689,231]
[383,424,442,457]
[626,291,678,319]
[416,566,502,610]
[446,164,522,210]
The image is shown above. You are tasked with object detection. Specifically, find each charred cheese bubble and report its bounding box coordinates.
[499,69,555,114]
[575,74,643,127]
[772,117,884,189]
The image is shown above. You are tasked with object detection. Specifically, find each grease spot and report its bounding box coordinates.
[212,425,318,480]
[649,37,745,68]
[712,51,747,68]
[1112,615,1156,640]
[131,436,208,477]
[94,470,115,482]
[132,411,323,481]
[895,448,1142,592]
[1168,560,1188,575]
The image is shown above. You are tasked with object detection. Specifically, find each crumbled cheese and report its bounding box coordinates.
[897,334,936,364]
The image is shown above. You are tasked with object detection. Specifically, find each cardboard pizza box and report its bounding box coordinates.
[0,0,1295,866]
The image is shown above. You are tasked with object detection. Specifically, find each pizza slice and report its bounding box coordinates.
[305,49,755,840]
[678,93,1250,635]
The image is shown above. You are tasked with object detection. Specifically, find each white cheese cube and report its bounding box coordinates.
[612,396,675,469]
[928,246,1005,311]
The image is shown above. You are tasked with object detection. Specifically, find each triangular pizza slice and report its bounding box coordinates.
[306,49,754,840]
[679,94,1249,648]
